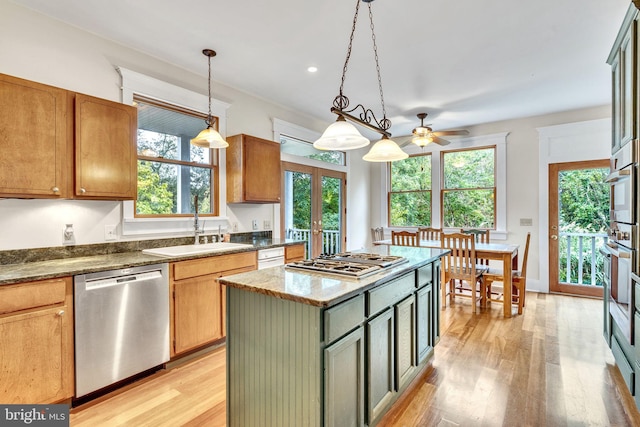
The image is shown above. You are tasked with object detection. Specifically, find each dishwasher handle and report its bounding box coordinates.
[84,270,163,291]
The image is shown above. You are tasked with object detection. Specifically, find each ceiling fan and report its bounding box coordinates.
[394,113,469,147]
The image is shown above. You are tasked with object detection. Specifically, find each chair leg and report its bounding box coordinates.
[484,278,493,307]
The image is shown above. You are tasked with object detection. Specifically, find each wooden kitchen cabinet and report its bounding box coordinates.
[285,243,306,262]
[74,93,137,199]
[170,251,256,356]
[0,73,137,200]
[0,277,74,404]
[226,134,281,203]
[0,74,69,198]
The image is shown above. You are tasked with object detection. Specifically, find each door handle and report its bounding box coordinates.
[551,235,558,240]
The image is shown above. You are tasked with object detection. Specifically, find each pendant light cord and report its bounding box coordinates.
[207,53,213,127]
[368,2,387,123]
[336,0,361,109]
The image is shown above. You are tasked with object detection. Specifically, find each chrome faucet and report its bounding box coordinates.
[194,195,202,244]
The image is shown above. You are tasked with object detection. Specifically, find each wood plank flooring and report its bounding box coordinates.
[70,293,640,426]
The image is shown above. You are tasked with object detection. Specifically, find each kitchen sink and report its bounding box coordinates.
[142,242,254,257]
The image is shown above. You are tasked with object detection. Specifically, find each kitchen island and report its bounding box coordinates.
[219,245,446,427]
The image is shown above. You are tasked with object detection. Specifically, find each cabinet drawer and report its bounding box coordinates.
[368,272,415,316]
[285,244,305,261]
[416,264,433,288]
[325,294,365,344]
[0,278,67,314]
[173,251,257,280]
[612,335,635,393]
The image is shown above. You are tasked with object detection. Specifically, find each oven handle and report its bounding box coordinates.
[605,169,631,183]
[606,241,632,258]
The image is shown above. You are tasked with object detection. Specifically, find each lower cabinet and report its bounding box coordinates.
[367,308,395,423]
[324,327,365,427]
[416,283,434,363]
[171,251,256,357]
[0,277,74,403]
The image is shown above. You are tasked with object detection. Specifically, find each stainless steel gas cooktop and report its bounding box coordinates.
[285,252,408,278]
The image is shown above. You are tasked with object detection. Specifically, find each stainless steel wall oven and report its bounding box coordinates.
[605,140,639,343]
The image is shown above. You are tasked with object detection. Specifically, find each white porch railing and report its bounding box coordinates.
[286,228,341,256]
[559,231,608,286]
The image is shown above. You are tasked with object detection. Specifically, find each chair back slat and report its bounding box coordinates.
[461,228,490,265]
[441,232,477,282]
[391,230,419,247]
[519,232,531,278]
[418,227,442,241]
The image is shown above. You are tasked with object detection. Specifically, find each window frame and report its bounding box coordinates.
[384,132,508,239]
[440,146,496,229]
[118,67,230,237]
[134,95,220,218]
[387,152,433,227]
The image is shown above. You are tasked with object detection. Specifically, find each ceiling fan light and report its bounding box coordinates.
[313,116,370,151]
[411,135,433,147]
[190,126,229,148]
[363,136,408,162]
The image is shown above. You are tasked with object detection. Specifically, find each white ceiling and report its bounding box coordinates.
[10,0,632,138]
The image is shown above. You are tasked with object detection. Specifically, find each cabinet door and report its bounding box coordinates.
[395,294,416,391]
[75,93,137,199]
[416,285,433,363]
[0,74,68,198]
[0,305,72,403]
[324,326,365,427]
[620,20,635,149]
[243,135,281,202]
[367,307,395,424]
[173,273,222,354]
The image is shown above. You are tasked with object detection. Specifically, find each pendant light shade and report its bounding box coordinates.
[191,126,229,148]
[191,48,228,149]
[363,136,408,162]
[313,116,370,151]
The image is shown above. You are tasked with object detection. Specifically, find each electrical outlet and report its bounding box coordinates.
[252,219,258,230]
[233,222,239,232]
[62,224,75,246]
[104,224,117,241]
[263,220,271,230]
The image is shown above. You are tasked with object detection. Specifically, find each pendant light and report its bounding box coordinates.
[363,135,408,162]
[315,0,406,162]
[190,49,228,149]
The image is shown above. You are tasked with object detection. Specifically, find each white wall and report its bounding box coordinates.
[0,1,330,250]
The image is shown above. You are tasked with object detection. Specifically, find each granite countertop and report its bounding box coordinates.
[0,238,304,286]
[219,245,448,308]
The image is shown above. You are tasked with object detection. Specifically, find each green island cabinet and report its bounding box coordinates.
[221,246,444,427]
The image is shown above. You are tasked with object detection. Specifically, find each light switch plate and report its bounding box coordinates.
[520,218,533,226]
[263,220,271,230]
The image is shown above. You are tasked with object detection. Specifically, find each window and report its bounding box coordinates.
[135,96,219,216]
[441,147,495,228]
[389,154,432,226]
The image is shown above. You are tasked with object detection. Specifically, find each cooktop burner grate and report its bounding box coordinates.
[285,252,407,278]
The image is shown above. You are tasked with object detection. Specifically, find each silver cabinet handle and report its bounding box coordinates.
[57,310,65,316]
[80,188,86,194]
[52,186,60,193]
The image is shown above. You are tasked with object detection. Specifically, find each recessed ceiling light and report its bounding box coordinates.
[307,66,318,73]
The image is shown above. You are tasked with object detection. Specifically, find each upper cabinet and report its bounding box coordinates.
[608,5,639,154]
[74,94,137,199]
[0,74,69,198]
[226,134,281,203]
[0,73,137,200]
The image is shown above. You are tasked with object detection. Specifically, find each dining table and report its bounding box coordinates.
[375,238,520,318]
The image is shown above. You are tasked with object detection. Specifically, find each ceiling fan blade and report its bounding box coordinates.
[390,135,413,147]
[433,129,469,137]
[432,136,451,146]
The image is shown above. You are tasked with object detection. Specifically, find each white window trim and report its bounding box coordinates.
[118,67,231,237]
[386,132,509,240]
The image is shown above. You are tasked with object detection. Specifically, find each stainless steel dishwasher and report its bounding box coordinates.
[74,263,170,397]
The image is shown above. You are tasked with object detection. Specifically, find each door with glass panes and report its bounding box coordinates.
[281,161,346,258]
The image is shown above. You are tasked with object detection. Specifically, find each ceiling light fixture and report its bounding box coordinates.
[411,113,434,147]
[314,0,407,162]
[190,49,228,149]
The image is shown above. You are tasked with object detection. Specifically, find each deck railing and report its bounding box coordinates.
[286,228,341,256]
[559,231,608,286]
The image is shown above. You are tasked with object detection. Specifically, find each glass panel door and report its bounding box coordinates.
[282,162,345,258]
[549,160,610,297]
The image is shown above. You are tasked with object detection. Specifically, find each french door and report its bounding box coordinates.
[281,162,346,258]
[549,160,610,297]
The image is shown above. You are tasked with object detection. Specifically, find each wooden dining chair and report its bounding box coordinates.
[417,227,442,242]
[371,227,385,242]
[391,230,419,247]
[483,232,530,314]
[440,232,485,313]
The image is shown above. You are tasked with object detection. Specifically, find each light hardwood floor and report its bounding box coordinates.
[70,293,640,426]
